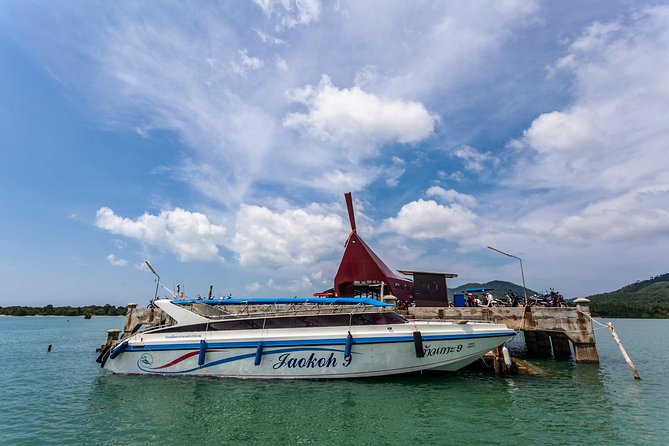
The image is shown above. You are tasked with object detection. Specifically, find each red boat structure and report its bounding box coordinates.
[330,193,458,308]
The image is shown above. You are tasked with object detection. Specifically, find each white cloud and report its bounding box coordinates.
[554,22,622,70]
[106,254,128,267]
[437,170,465,182]
[254,0,322,30]
[452,145,499,172]
[10,2,539,205]
[383,199,477,240]
[275,56,288,70]
[427,186,477,207]
[550,185,669,244]
[475,4,669,288]
[353,65,379,88]
[512,6,669,193]
[229,203,345,268]
[255,29,286,45]
[267,275,317,293]
[245,282,262,292]
[96,207,226,263]
[291,168,380,194]
[284,75,437,158]
[339,1,539,100]
[384,156,406,188]
[518,108,605,154]
[231,48,265,76]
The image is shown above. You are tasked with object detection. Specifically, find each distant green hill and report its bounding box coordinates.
[587,273,669,318]
[448,280,538,299]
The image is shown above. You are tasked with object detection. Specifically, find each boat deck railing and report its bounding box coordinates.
[184,301,391,320]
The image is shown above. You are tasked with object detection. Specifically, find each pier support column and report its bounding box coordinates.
[573,298,600,364]
[524,330,538,356]
[534,331,553,358]
[106,329,120,345]
[492,346,508,375]
[574,343,599,363]
[550,333,572,359]
[97,329,121,353]
[524,330,553,358]
[122,303,163,338]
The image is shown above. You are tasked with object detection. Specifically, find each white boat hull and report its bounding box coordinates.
[104,321,515,379]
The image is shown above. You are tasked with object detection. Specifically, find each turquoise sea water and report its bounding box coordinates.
[0,316,667,445]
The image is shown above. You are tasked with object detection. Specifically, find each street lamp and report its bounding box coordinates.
[487,246,528,305]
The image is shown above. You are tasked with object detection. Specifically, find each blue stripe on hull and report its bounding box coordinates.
[137,346,350,375]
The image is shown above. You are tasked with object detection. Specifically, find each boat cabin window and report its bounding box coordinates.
[153,311,405,333]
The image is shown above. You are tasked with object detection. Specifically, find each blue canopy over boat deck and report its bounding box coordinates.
[170,297,393,307]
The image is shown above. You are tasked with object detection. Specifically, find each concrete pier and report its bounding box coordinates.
[122,303,167,337]
[112,299,600,364]
[408,299,599,363]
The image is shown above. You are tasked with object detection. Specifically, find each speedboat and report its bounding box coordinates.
[98,297,515,379]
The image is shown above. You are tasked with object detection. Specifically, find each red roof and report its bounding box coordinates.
[333,193,412,301]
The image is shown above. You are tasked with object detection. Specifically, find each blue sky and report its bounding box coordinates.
[2,0,669,306]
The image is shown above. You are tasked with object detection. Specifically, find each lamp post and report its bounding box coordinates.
[487,246,528,305]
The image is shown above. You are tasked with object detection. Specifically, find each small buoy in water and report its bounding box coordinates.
[47,344,52,352]
[502,346,512,369]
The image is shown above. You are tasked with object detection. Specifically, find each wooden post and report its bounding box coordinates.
[607,322,640,380]
[493,346,504,375]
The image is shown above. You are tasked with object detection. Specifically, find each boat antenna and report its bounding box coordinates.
[144,260,160,300]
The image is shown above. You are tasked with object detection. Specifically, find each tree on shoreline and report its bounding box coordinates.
[0,305,127,316]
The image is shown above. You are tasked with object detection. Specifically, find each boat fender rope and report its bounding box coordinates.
[344,332,353,361]
[198,340,207,367]
[254,341,264,366]
[412,331,425,358]
[109,340,128,360]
